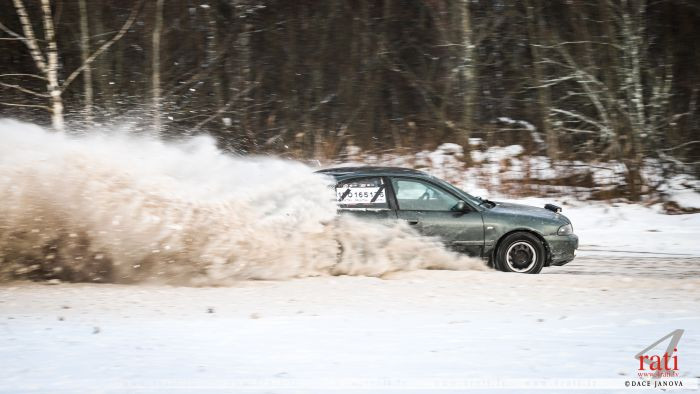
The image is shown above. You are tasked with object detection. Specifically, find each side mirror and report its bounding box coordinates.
[453,201,469,212]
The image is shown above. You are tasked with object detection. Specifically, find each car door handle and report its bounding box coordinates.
[406,220,419,225]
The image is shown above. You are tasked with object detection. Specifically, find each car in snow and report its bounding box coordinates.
[317,166,578,274]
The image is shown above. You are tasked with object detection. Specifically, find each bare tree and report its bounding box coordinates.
[459,0,476,145]
[78,0,93,124]
[0,0,62,130]
[525,0,558,159]
[0,0,141,130]
[152,0,164,133]
[535,0,677,199]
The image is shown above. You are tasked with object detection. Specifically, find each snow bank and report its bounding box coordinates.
[340,143,700,209]
[657,174,700,210]
[0,119,485,284]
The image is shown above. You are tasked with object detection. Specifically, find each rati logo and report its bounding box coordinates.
[624,329,688,389]
[635,329,683,379]
[625,329,684,388]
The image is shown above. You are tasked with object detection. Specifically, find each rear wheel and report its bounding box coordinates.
[495,232,545,274]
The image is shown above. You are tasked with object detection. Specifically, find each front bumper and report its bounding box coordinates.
[544,234,578,266]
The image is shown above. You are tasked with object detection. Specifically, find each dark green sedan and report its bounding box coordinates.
[317,166,578,274]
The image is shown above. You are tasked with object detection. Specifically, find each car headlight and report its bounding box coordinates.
[557,223,573,235]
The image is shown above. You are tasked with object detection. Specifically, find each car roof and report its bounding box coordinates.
[316,166,428,178]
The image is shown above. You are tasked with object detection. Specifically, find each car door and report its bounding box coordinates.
[335,176,397,220]
[387,177,485,256]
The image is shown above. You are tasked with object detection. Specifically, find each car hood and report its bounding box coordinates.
[489,201,568,223]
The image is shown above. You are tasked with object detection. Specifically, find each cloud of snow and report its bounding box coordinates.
[0,119,485,284]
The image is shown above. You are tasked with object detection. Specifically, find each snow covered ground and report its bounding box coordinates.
[1,265,699,393]
[501,197,700,258]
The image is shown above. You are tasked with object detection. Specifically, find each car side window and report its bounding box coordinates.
[335,177,388,209]
[391,178,460,211]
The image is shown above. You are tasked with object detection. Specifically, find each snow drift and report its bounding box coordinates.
[0,120,485,285]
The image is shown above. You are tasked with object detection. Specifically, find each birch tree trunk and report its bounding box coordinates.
[9,0,64,131]
[78,0,93,124]
[39,0,64,131]
[233,15,252,140]
[152,0,164,132]
[597,0,622,156]
[620,0,649,201]
[204,4,223,118]
[92,4,114,114]
[525,0,557,159]
[459,0,475,146]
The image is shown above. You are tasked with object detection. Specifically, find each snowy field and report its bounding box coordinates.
[1,260,699,393]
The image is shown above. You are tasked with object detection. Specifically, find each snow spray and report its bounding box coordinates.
[0,119,485,284]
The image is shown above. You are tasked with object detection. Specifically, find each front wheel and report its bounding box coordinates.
[495,232,545,274]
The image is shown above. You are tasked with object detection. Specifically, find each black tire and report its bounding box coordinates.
[495,232,545,274]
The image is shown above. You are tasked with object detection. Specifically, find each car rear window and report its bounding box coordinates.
[335,177,388,209]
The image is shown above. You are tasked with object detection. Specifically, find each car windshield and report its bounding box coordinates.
[428,176,485,208]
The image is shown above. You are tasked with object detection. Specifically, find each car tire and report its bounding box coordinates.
[495,232,545,274]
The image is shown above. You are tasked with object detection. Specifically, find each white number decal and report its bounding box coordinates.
[336,186,386,204]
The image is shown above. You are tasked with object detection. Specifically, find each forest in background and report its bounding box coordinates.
[1,0,699,201]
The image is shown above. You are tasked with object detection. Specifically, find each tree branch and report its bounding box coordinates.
[190,83,258,132]
[61,0,144,91]
[0,20,24,40]
[658,140,700,152]
[0,101,51,110]
[550,108,607,132]
[0,73,47,80]
[0,82,49,97]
